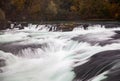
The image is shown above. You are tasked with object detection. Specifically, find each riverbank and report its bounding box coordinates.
[0,20,120,31]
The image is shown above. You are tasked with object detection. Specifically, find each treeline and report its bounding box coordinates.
[0,0,120,21]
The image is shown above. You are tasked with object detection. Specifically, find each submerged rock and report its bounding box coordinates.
[0,59,6,67]
[0,58,5,73]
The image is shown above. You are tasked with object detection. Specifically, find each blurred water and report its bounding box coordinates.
[0,24,120,81]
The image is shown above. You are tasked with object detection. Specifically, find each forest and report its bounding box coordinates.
[0,0,120,21]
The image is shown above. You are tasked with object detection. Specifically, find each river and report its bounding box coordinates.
[0,23,120,81]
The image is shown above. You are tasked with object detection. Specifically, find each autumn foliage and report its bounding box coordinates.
[0,0,120,21]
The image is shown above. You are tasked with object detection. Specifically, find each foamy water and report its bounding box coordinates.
[0,24,120,81]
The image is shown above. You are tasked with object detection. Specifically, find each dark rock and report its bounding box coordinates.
[0,21,9,30]
[71,33,117,46]
[0,59,5,67]
[111,31,120,40]
[102,67,120,81]
[0,42,48,55]
[104,24,120,28]
[83,24,89,30]
[73,50,120,81]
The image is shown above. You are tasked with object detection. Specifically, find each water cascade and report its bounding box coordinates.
[0,24,120,81]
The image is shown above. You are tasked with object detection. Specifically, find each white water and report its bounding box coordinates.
[0,25,120,81]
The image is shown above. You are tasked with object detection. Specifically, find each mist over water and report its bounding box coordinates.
[0,24,120,81]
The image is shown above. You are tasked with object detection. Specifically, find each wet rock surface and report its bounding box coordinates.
[0,59,5,67]
[74,50,120,81]
[0,58,6,73]
[71,30,120,46]
[0,21,120,31]
[0,43,46,55]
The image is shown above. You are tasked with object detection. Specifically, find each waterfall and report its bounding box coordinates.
[0,24,120,81]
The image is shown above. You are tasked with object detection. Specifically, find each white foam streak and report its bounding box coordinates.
[91,71,108,81]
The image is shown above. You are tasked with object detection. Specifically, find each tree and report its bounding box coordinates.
[0,8,5,20]
[71,0,110,19]
[46,0,58,20]
[11,0,26,11]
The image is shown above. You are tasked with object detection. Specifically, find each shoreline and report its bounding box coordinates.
[0,20,120,30]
